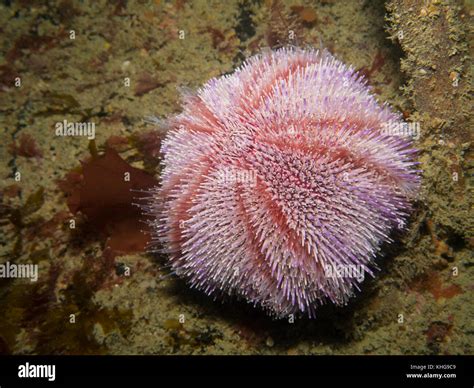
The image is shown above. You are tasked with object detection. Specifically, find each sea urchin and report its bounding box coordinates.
[145,47,420,318]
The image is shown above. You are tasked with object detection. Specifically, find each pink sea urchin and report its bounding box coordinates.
[146,47,420,318]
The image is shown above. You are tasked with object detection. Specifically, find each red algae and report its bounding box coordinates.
[58,148,158,255]
[411,271,463,301]
[8,134,43,159]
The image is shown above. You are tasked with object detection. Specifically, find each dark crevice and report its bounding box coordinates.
[232,0,259,67]
[446,231,467,252]
[234,0,258,43]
